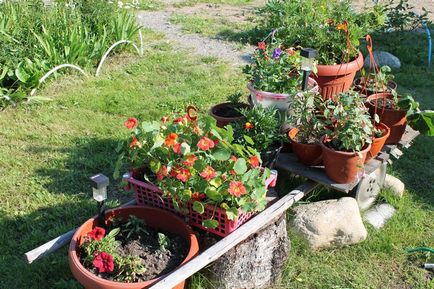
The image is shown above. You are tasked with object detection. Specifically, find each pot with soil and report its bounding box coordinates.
[365,123,390,162]
[288,128,322,166]
[209,102,250,128]
[68,206,199,289]
[260,141,283,169]
[353,77,397,97]
[313,52,364,100]
[366,93,408,144]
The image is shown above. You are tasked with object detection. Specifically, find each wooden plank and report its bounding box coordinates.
[383,125,420,153]
[25,199,136,264]
[149,181,318,289]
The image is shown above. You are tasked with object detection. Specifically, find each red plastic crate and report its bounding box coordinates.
[125,171,277,237]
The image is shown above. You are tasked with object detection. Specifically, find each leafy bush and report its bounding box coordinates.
[383,0,432,31]
[256,0,385,65]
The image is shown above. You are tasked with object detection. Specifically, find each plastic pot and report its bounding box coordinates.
[320,136,371,184]
[209,102,250,128]
[366,93,407,144]
[365,123,390,162]
[287,128,322,166]
[313,52,364,100]
[68,206,199,289]
[260,141,283,169]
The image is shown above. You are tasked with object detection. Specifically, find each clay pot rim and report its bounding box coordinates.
[287,127,320,146]
[367,92,408,113]
[316,52,364,76]
[320,135,371,156]
[68,205,199,287]
[354,77,397,90]
[246,78,319,100]
[373,122,391,142]
[209,102,250,121]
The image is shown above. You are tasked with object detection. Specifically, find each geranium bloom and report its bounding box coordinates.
[172,142,182,154]
[157,166,168,180]
[272,48,282,59]
[87,227,105,241]
[176,168,191,182]
[129,135,139,148]
[183,155,197,167]
[161,116,170,123]
[197,137,215,151]
[200,166,217,181]
[258,42,266,50]
[228,181,247,197]
[93,252,114,273]
[244,122,254,130]
[249,155,260,168]
[124,117,137,130]
[164,133,178,147]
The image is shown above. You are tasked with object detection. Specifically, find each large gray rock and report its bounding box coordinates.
[364,203,396,230]
[292,197,368,250]
[364,51,401,69]
[383,174,405,197]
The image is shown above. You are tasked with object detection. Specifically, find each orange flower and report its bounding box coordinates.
[173,142,182,155]
[336,21,348,32]
[193,126,202,135]
[176,168,191,183]
[244,122,254,130]
[183,155,197,167]
[161,116,170,123]
[164,133,178,147]
[287,47,296,56]
[124,117,137,130]
[197,137,215,151]
[249,156,260,168]
[200,166,217,181]
[129,135,139,148]
[228,181,247,197]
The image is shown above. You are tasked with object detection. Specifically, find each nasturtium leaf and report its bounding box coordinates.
[151,137,164,149]
[193,201,205,214]
[234,158,247,175]
[209,177,222,188]
[210,129,222,140]
[150,160,161,173]
[202,219,219,229]
[205,187,222,202]
[180,143,190,155]
[212,147,231,161]
[180,189,192,202]
[193,159,207,172]
[243,135,255,146]
[142,121,159,132]
[225,207,239,221]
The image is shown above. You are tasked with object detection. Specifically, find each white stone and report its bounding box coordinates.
[291,197,368,250]
[383,174,405,197]
[364,203,396,230]
[364,51,401,69]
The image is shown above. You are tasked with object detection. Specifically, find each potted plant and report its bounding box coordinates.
[256,0,385,99]
[321,91,373,183]
[69,206,199,289]
[232,106,285,168]
[209,91,250,128]
[115,108,275,236]
[244,41,318,118]
[286,91,326,166]
[354,65,397,97]
[366,122,390,162]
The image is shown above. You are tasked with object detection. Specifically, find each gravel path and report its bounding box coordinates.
[137,11,254,66]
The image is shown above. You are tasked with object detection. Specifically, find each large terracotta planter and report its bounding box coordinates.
[320,136,371,184]
[287,128,322,166]
[313,52,364,100]
[366,123,390,162]
[209,102,250,128]
[69,206,199,289]
[366,93,407,144]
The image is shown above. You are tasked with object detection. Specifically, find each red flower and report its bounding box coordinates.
[228,181,247,197]
[93,252,114,273]
[258,42,266,50]
[197,137,215,151]
[183,155,197,167]
[157,166,168,180]
[129,135,139,148]
[200,166,217,181]
[170,165,181,177]
[229,170,236,175]
[249,156,260,168]
[174,115,190,125]
[244,122,254,130]
[192,192,206,200]
[164,133,178,147]
[213,139,219,146]
[124,117,137,130]
[87,227,105,241]
[230,155,238,162]
[176,168,191,182]
[173,142,182,154]
[161,116,170,123]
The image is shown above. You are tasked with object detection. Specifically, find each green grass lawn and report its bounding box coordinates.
[0,19,433,289]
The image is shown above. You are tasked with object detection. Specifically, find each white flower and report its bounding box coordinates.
[118,1,124,8]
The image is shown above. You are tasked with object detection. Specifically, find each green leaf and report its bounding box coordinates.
[15,63,30,83]
[180,143,190,155]
[202,219,219,229]
[107,228,120,238]
[205,187,222,202]
[212,147,231,161]
[243,135,255,145]
[234,158,247,175]
[142,121,159,132]
[225,207,239,221]
[193,201,205,214]
[150,160,161,173]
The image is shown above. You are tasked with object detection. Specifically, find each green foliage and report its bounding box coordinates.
[121,215,149,241]
[158,232,170,252]
[383,0,432,31]
[323,91,373,152]
[359,65,395,93]
[232,106,284,152]
[256,0,385,64]
[286,91,326,144]
[81,228,121,267]
[115,256,147,283]
[226,91,243,104]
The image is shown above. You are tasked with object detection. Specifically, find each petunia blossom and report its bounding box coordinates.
[93,252,114,273]
[272,48,282,59]
[228,181,247,197]
[87,227,105,241]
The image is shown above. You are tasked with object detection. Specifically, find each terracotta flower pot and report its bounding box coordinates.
[320,136,371,184]
[287,128,322,166]
[353,77,397,97]
[68,206,199,289]
[366,93,407,144]
[313,52,364,100]
[209,102,250,128]
[365,123,390,162]
[260,141,283,169]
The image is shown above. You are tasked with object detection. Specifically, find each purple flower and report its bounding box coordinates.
[272,48,282,59]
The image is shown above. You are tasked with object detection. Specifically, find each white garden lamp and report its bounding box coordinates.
[300,48,318,91]
[90,173,109,227]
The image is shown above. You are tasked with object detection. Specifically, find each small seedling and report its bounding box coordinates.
[122,215,148,240]
[158,233,170,252]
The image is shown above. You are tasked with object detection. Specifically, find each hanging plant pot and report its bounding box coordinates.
[366,93,407,144]
[313,52,364,100]
[209,102,250,128]
[68,206,199,289]
[260,141,283,169]
[320,136,371,184]
[365,123,390,162]
[353,77,397,97]
[287,128,322,166]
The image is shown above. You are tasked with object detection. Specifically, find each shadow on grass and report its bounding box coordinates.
[216,27,267,46]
